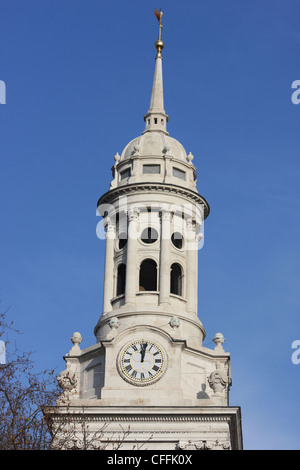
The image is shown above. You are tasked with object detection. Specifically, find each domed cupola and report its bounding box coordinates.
[114,131,198,191]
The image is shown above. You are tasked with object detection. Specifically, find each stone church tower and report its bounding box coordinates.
[46,11,243,451]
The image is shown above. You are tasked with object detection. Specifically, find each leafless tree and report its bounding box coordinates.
[0,303,150,450]
[45,407,132,450]
[0,303,60,449]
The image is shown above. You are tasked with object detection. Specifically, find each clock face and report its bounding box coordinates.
[118,340,166,386]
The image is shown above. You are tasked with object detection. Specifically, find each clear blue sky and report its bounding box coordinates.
[1,0,299,450]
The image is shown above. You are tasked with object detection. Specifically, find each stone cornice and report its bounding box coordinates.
[46,405,241,420]
[97,183,210,219]
[94,310,206,339]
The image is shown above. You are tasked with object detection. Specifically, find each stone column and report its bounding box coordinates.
[186,218,198,315]
[125,208,139,305]
[159,208,172,306]
[102,218,116,314]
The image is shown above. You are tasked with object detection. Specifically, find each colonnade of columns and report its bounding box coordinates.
[102,207,200,315]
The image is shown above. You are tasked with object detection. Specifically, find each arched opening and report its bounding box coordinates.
[116,264,126,296]
[170,263,183,296]
[118,233,127,250]
[139,259,157,291]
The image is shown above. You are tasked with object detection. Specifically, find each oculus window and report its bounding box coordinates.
[171,232,183,249]
[141,227,158,244]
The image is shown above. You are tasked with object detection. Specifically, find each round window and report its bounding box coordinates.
[141,227,158,244]
[171,232,183,249]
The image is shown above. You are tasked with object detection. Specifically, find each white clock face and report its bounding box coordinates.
[118,340,166,386]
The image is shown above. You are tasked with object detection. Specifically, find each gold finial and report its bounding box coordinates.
[154,8,164,57]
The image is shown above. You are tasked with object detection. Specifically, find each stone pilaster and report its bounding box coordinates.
[186,217,198,315]
[125,208,140,305]
[102,218,116,314]
[159,207,173,306]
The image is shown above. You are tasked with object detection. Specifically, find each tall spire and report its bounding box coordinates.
[143,9,169,135]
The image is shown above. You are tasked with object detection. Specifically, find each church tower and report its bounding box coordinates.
[47,11,243,451]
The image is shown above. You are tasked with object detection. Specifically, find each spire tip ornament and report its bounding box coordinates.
[154,8,164,57]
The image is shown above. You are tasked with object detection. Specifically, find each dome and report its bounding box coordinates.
[120,131,188,162]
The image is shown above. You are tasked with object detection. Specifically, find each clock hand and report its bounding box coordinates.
[141,342,147,362]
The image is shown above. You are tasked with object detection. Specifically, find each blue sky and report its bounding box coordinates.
[0,0,300,450]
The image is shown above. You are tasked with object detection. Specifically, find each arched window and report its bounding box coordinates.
[170,263,183,296]
[139,259,157,291]
[116,264,126,296]
[118,233,127,250]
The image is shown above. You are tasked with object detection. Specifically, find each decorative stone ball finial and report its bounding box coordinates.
[134,144,140,155]
[114,152,120,164]
[71,332,82,347]
[212,333,225,350]
[187,152,194,163]
[68,332,82,356]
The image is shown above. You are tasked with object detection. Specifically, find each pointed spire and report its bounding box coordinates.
[143,9,169,135]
